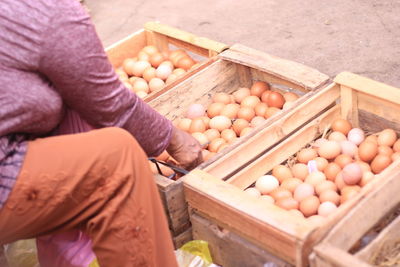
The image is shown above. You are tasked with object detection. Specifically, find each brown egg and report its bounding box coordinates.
[305,171,326,187]
[240,127,253,137]
[334,154,354,168]
[116,68,129,80]
[272,165,293,183]
[192,132,209,147]
[209,116,232,132]
[281,178,303,193]
[291,163,309,181]
[177,57,196,71]
[319,190,340,206]
[237,107,256,122]
[141,45,159,56]
[208,138,226,153]
[148,78,165,92]
[132,61,151,77]
[324,162,342,181]
[169,50,187,66]
[264,107,281,118]
[358,141,378,162]
[335,172,346,190]
[204,128,220,142]
[365,135,378,144]
[269,188,292,201]
[250,116,265,128]
[378,146,394,157]
[137,51,150,61]
[328,131,347,142]
[241,96,261,108]
[220,103,240,119]
[232,119,249,136]
[221,129,237,143]
[159,60,174,71]
[275,197,299,210]
[297,148,318,164]
[122,58,137,75]
[392,152,400,161]
[207,102,225,118]
[340,186,360,204]
[318,141,341,160]
[149,53,165,68]
[341,185,361,195]
[261,90,272,103]
[142,67,157,82]
[254,102,268,117]
[356,161,372,172]
[250,81,270,97]
[213,92,232,104]
[123,81,133,91]
[294,183,315,202]
[172,68,186,76]
[314,157,329,171]
[177,118,192,132]
[315,180,337,195]
[233,88,251,104]
[267,91,285,109]
[359,171,375,187]
[132,79,150,93]
[283,92,299,102]
[189,118,207,133]
[377,129,397,147]
[393,139,400,152]
[371,154,392,174]
[299,195,320,217]
[200,116,210,128]
[165,74,178,84]
[331,118,352,135]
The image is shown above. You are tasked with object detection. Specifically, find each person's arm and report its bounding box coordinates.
[38,1,171,157]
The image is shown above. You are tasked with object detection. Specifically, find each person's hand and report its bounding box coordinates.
[166,126,203,171]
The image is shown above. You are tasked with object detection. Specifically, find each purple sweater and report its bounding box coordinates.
[0,0,172,209]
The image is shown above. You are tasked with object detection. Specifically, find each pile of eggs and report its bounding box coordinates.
[149,81,300,179]
[245,118,400,224]
[115,45,201,99]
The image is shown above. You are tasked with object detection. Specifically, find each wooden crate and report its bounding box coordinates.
[105,21,228,102]
[310,168,400,266]
[148,44,330,246]
[183,72,400,266]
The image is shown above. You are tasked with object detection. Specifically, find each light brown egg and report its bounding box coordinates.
[233,88,251,104]
[240,127,253,137]
[305,171,326,187]
[371,154,392,174]
[254,102,268,117]
[358,141,378,162]
[318,141,341,160]
[204,151,216,161]
[220,129,237,143]
[267,91,285,109]
[393,139,400,152]
[378,146,394,157]
[340,186,360,204]
[359,171,375,187]
[232,119,249,136]
[314,157,329,171]
[132,61,151,77]
[165,74,178,84]
[324,162,342,181]
[177,118,192,132]
[335,172,346,190]
[275,197,299,210]
[204,129,220,142]
[331,118,352,135]
[272,165,293,183]
[377,129,397,147]
[172,68,186,77]
[334,154,354,168]
[148,52,164,68]
[328,131,347,142]
[365,135,378,144]
[217,143,229,153]
[291,163,309,181]
[132,79,150,93]
[244,187,261,198]
[241,96,261,108]
[280,178,303,193]
[269,188,292,201]
[356,161,372,172]
[148,78,165,92]
[294,183,315,202]
[342,163,363,185]
[250,116,265,128]
[212,92,232,104]
[155,64,173,80]
[307,215,326,226]
[299,195,320,217]
[189,118,207,133]
[340,140,358,158]
[141,45,159,56]
[208,138,227,153]
[255,175,279,194]
[264,107,281,118]
[319,190,340,206]
[177,57,196,71]
[283,92,299,102]
[137,51,150,61]
[207,103,225,118]
[142,67,157,82]
[122,58,137,76]
[392,152,400,161]
[237,107,256,122]
[288,209,305,218]
[220,103,240,119]
[209,116,232,132]
[260,195,275,204]
[297,148,318,164]
[191,132,209,147]
[250,81,270,97]
[315,180,337,195]
[318,202,338,217]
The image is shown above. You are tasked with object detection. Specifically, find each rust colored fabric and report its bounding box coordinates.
[0,127,178,267]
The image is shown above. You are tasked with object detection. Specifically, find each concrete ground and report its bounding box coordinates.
[86,0,400,87]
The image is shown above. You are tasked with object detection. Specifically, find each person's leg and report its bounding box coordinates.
[0,127,178,267]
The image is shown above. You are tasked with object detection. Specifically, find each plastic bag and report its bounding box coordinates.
[3,239,39,267]
[175,240,220,267]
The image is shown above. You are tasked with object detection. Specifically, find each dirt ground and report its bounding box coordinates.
[86,0,400,87]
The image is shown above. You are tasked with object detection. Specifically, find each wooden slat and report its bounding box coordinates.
[105,29,146,68]
[311,244,371,267]
[334,72,400,105]
[340,85,359,128]
[144,21,229,55]
[184,169,314,265]
[202,83,339,179]
[172,226,192,249]
[191,212,292,267]
[145,30,169,52]
[221,44,330,91]
[356,215,400,262]
[227,105,340,189]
